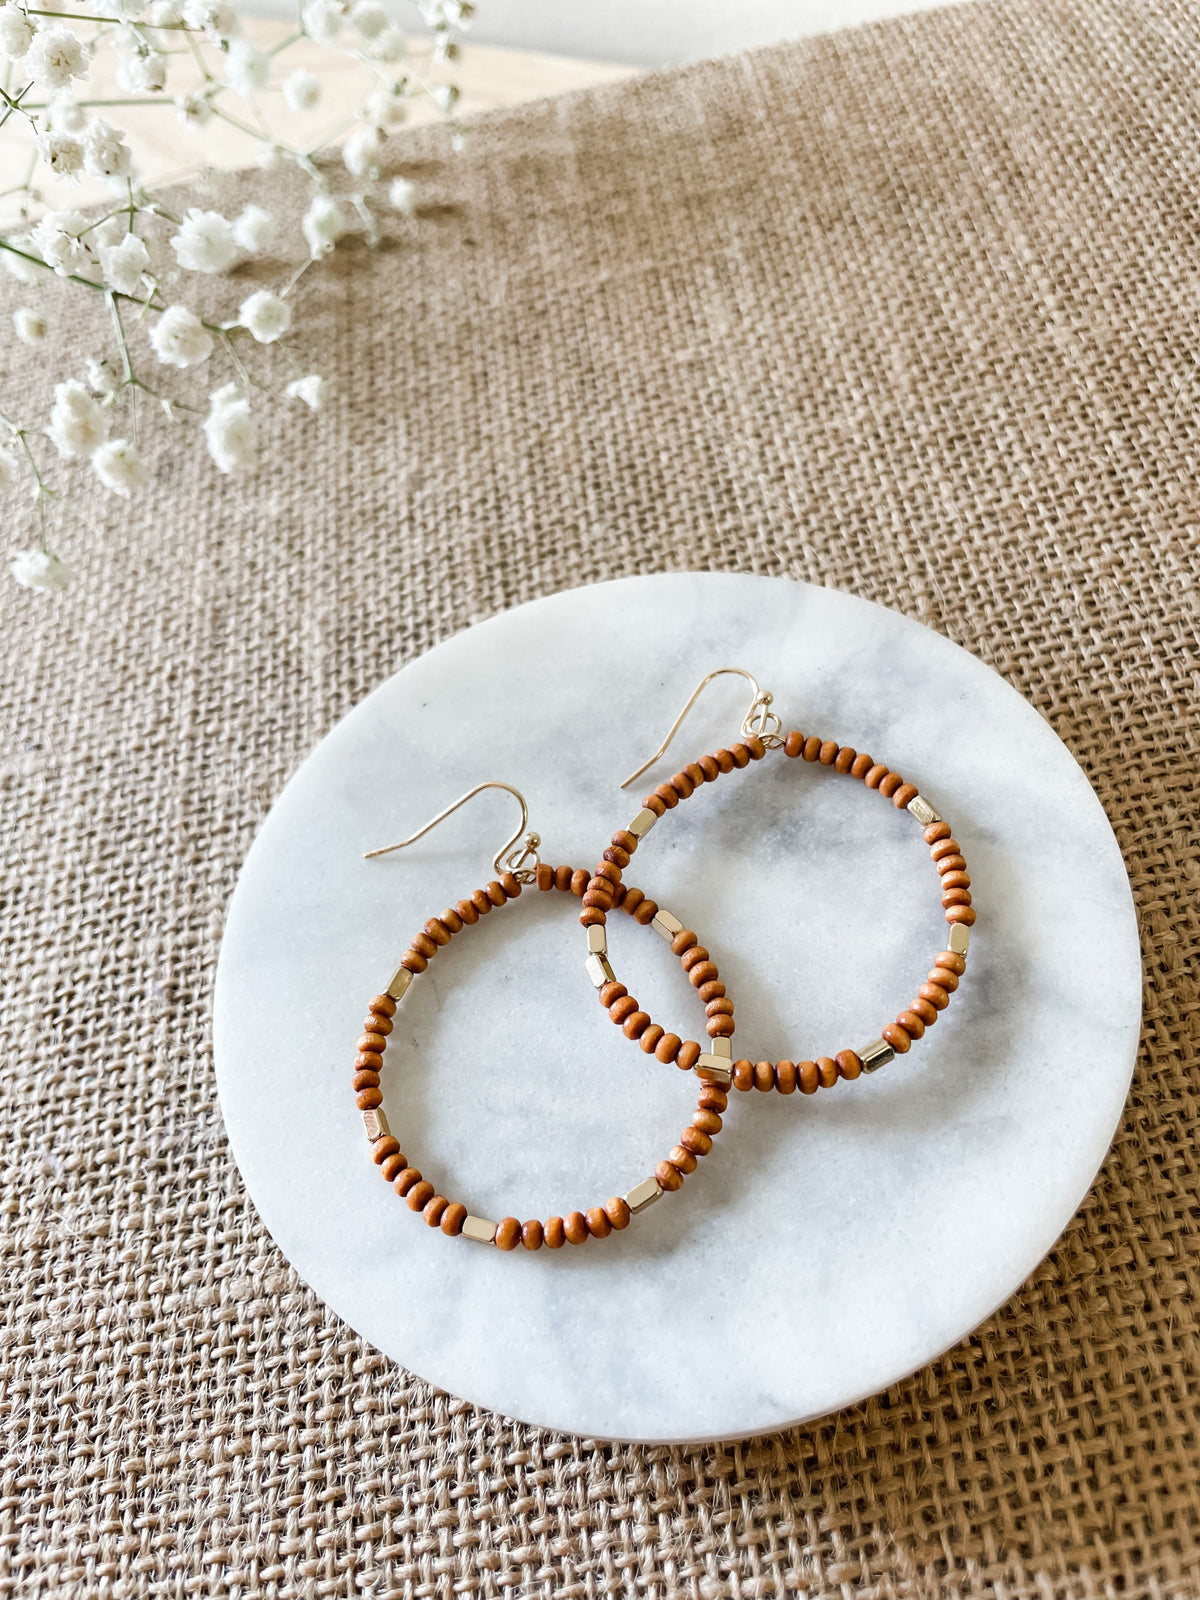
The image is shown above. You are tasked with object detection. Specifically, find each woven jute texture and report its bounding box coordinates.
[2,0,1198,1593]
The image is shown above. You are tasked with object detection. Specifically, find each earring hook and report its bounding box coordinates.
[621,667,784,789]
[364,780,542,882]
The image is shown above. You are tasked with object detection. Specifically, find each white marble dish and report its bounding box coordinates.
[213,573,1141,1445]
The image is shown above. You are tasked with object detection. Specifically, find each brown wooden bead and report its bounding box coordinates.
[655,1161,685,1191]
[604,844,631,869]
[834,746,856,773]
[364,1012,393,1036]
[754,1060,775,1092]
[945,904,976,925]
[893,783,919,808]
[368,995,397,1018]
[406,1180,436,1212]
[775,1059,797,1094]
[605,1196,631,1231]
[920,981,951,1010]
[423,1195,449,1228]
[685,762,707,788]
[698,1084,728,1112]
[441,1202,467,1236]
[670,770,695,799]
[654,783,680,810]
[620,886,645,916]
[579,905,607,927]
[677,1040,701,1071]
[936,950,967,975]
[706,1014,735,1038]
[586,1206,613,1239]
[611,829,638,854]
[802,734,822,762]
[582,889,613,911]
[879,772,904,798]
[706,996,735,1016]
[897,1010,926,1040]
[930,836,961,861]
[356,1087,383,1110]
[623,1010,651,1040]
[731,1058,754,1090]
[536,863,554,891]
[551,864,571,891]
[544,1215,566,1249]
[633,898,658,924]
[609,995,639,1025]
[784,730,804,758]
[400,949,428,974]
[642,792,668,816]
[798,1060,819,1094]
[352,1071,381,1092]
[570,869,590,896]
[713,748,736,773]
[835,1050,862,1080]
[372,1135,401,1164]
[729,743,752,767]
[942,888,973,908]
[671,928,699,956]
[411,930,439,959]
[817,1056,838,1088]
[394,1166,422,1196]
[598,982,628,1009]
[455,898,480,925]
[697,755,720,781]
[483,880,506,906]
[355,1051,384,1072]
[640,1023,666,1054]
[745,735,767,759]
[851,751,874,779]
[940,871,971,893]
[500,872,522,899]
[669,1144,698,1175]
[924,821,953,844]
[655,1033,682,1063]
[495,1216,521,1251]
[936,854,968,876]
[689,961,720,990]
[357,1032,388,1054]
[521,1219,544,1250]
[564,1211,590,1245]
[882,1023,912,1053]
[692,1108,723,1135]
[864,763,889,789]
[595,862,623,886]
[380,1152,407,1183]
[680,944,710,971]
[819,739,839,766]
[424,918,453,947]
[910,997,939,1026]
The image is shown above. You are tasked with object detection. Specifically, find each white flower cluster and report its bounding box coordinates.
[0,0,472,590]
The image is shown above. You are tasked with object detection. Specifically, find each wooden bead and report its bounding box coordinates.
[564,1211,590,1245]
[352,1071,381,1092]
[920,981,951,1010]
[603,844,631,869]
[721,742,745,767]
[598,981,628,1008]
[851,752,874,779]
[945,904,976,925]
[621,886,645,916]
[400,949,428,974]
[441,1202,467,1236]
[605,1196,631,1231]
[485,880,507,906]
[688,961,720,990]
[411,931,438,959]
[680,944,709,971]
[522,1219,544,1250]
[936,854,967,875]
[654,783,680,809]
[582,889,613,910]
[655,1161,685,1191]
[380,1151,407,1182]
[745,735,767,759]
[536,863,554,891]
[655,1033,682,1063]
[423,1195,449,1228]
[879,772,904,798]
[372,1135,401,1164]
[713,748,736,773]
[543,1216,566,1249]
[834,746,856,773]
[798,1060,819,1094]
[893,783,919,808]
[406,1180,435,1212]
[802,734,822,762]
[705,997,734,1018]
[368,995,397,1018]
[692,1108,722,1135]
[677,1040,701,1071]
[817,1056,838,1088]
[835,1050,862,1080]
[500,872,523,899]
[424,918,453,946]
[930,836,961,861]
[394,1166,422,1196]
[940,870,971,891]
[731,1059,753,1091]
[355,1051,383,1072]
[586,1206,613,1239]
[684,760,708,786]
[698,1084,728,1112]
[936,950,967,975]
[356,1087,383,1110]
[595,861,623,885]
[579,905,607,926]
[495,1217,522,1251]
[623,1010,651,1040]
[670,770,695,799]
[611,829,638,854]
[570,869,590,896]
[924,821,953,844]
[942,888,973,908]
[775,1059,797,1094]
[669,1144,698,1175]
[697,755,721,781]
[640,1023,666,1054]
[609,995,639,1025]
[784,730,804,757]
[680,1126,714,1157]
[819,739,839,766]
[357,1032,388,1053]
[706,1014,735,1038]
[896,1009,926,1040]
[754,1060,775,1092]
[641,792,668,816]
[364,1013,393,1035]
[671,928,699,956]
[552,864,572,891]
[633,898,658,924]
[864,764,889,789]
[882,1023,911,1053]
[910,997,939,1025]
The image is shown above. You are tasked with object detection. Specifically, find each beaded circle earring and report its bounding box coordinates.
[353,783,731,1250]
[581,671,975,1098]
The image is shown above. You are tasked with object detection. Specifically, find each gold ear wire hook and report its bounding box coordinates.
[621,667,785,789]
[364,781,542,882]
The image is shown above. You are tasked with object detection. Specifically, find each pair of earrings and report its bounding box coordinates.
[351,668,976,1253]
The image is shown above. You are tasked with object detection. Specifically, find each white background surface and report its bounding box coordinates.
[213,573,1141,1444]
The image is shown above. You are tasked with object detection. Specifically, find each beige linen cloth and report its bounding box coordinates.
[2,0,1198,1593]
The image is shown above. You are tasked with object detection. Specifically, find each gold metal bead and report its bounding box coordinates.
[948,922,971,956]
[695,1054,733,1086]
[860,1037,896,1074]
[586,952,616,989]
[628,808,658,839]
[907,794,942,827]
[626,1176,662,1214]
[361,1108,390,1141]
[711,1036,732,1059]
[587,924,608,955]
[387,967,414,1001]
[462,1215,498,1244]
[651,908,684,941]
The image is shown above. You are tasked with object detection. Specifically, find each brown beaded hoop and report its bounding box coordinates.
[354,866,730,1248]
[583,686,976,1097]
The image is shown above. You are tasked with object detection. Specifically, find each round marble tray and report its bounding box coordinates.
[213,573,1141,1444]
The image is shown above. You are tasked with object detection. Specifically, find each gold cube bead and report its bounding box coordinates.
[628,808,658,839]
[626,1176,662,1214]
[860,1037,895,1074]
[361,1108,390,1141]
[587,924,608,956]
[695,1054,733,1086]
[387,966,414,1001]
[948,922,971,956]
[651,908,684,941]
[462,1215,498,1244]
[711,1036,732,1059]
[907,794,942,827]
[586,952,616,989]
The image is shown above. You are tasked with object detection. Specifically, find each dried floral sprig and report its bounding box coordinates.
[0,0,472,589]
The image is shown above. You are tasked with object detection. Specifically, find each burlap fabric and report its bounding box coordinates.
[2,0,1198,1592]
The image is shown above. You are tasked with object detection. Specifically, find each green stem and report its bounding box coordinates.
[0,238,163,309]
[23,8,195,25]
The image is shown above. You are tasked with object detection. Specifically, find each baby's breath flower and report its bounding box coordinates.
[181,0,235,38]
[238,288,290,342]
[233,205,275,253]
[150,304,214,367]
[388,175,416,214]
[26,28,90,90]
[37,132,85,178]
[343,124,382,178]
[99,233,150,295]
[302,194,345,257]
[33,210,98,278]
[0,446,21,489]
[48,380,110,459]
[301,0,342,44]
[83,120,133,181]
[87,356,122,396]
[175,90,212,126]
[92,438,147,497]
[203,384,256,473]
[11,549,74,591]
[171,208,240,274]
[47,94,87,133]
[114,46,166,91]
[13,308,46,346]
[433,82,459,114]
[285,373,325,411]
[0,8,34,61]
[283,67,320,111]
[365,82,407,126]
[366,26,405,61]
[350,0,387,37]
[225,36,269,94]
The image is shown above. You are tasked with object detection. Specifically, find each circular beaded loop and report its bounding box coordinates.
[584,731,975,1093]
[355,867,730,1247]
